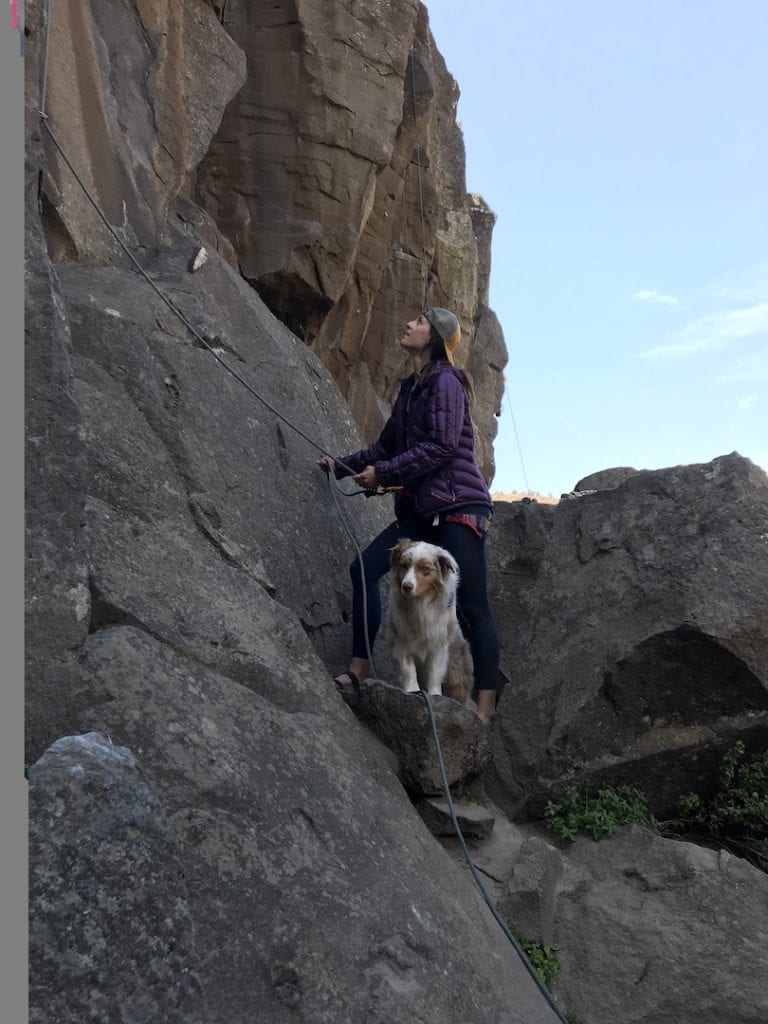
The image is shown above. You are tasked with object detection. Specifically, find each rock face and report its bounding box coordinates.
[347,679,492,795]
[39,0,246,261]
[32,627,562,1024]
[25,0,768,1020]
[487,454,768,819]
[500,825,768,1024]
[195,0,505,478]
[574,466,638,492]
[418,796,497,838]
[54,246,393,718]
[28,733,205,1024]
[25,4,557,1022]
[25,0,91,758]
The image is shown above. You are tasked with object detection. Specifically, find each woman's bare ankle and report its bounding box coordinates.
[475,689,496,723]
[349,657,369,682]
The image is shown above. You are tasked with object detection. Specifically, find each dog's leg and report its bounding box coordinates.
[443,640,474,704]
[424,646,450,697]
[394,651,420,693]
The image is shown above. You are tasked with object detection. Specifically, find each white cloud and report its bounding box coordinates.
[640,301,768,359]
[722,352,768,383]
[709,262,768,304]
[633,288,679,306]
[737,394,758,411]
[639,337,710,358]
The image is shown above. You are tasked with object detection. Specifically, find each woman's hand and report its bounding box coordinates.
[317,457,335,474]
[354,465,379,489]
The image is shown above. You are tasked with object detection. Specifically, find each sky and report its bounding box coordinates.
[425,0,768,496]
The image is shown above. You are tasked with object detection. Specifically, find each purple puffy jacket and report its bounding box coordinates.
[334,359,491,519]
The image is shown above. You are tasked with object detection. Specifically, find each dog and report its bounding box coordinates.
[385,539,474,704]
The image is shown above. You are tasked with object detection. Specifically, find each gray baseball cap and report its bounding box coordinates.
[424,307,461,363]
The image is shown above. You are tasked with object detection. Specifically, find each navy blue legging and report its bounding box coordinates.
[349,514,500,691]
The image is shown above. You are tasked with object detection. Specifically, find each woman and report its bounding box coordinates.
[318,307,500,724]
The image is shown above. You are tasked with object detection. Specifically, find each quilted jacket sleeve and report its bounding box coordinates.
[374,371,465,486]
[332,408,399,478]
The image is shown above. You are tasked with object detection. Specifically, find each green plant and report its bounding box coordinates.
[541,744,768,872]
[544,784,659,843]
[670,742,768,870]
[512,930,560,987]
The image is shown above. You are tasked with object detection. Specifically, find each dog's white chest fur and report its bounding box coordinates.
[385,540,473,703]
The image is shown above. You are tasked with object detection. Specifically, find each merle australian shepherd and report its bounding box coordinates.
[385,539,474,704]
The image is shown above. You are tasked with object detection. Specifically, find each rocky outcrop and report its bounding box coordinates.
[24,4,560,1021]
[23,207,396,757]
[25,0,91,757]
[25,196,91,758]
[28,733,205,1024]
[195,1,505,478]
[418,796,497,839]
[54,245,392,716]
[26,1,767,1021]
[346,679,492,795]
[500,825,768,1024]
[487,454,768,818]
[574,466,638,491]
[38,0,246,261]
[34,0,505,496]
[29,629,563,1024]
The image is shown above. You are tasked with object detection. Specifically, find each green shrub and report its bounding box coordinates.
[544,784,659,843]
[671,742,768,870]
[512,930,560,987]
[541,744,767,872]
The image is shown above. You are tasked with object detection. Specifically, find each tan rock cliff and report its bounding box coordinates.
[195,0,506,478]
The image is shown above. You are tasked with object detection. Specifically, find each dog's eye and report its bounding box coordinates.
[416,561,434,575]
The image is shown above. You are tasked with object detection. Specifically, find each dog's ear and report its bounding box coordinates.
[437,551,459,579]
[389,538,413,566]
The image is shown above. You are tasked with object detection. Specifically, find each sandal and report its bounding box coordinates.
[333,670,361,699]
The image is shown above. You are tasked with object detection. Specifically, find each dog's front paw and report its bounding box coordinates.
[402,680,420,694]
[426,685,443,697]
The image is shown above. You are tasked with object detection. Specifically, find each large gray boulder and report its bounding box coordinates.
[500,825,768,1024]
[487,454,768,818]
[49,625,564,1024]
[348,678,492,795]
[30,243,393,745]
[28,733,205,1024]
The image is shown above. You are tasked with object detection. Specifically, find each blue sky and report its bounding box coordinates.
[426,1,768,496]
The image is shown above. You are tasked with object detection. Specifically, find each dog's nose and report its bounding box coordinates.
[401,580,414,593]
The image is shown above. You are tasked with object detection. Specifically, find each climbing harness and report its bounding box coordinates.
[35,2,566,1017]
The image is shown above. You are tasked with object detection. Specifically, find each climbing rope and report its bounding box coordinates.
[421,692,571,1023]
[505,382,531,495]
[323,474,378,679]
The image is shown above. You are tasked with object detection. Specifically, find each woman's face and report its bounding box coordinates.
[399,314,432,354]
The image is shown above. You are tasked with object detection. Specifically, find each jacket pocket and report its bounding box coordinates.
[429,468,455,504]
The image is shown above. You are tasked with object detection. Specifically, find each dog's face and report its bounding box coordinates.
[389,539,458,598]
